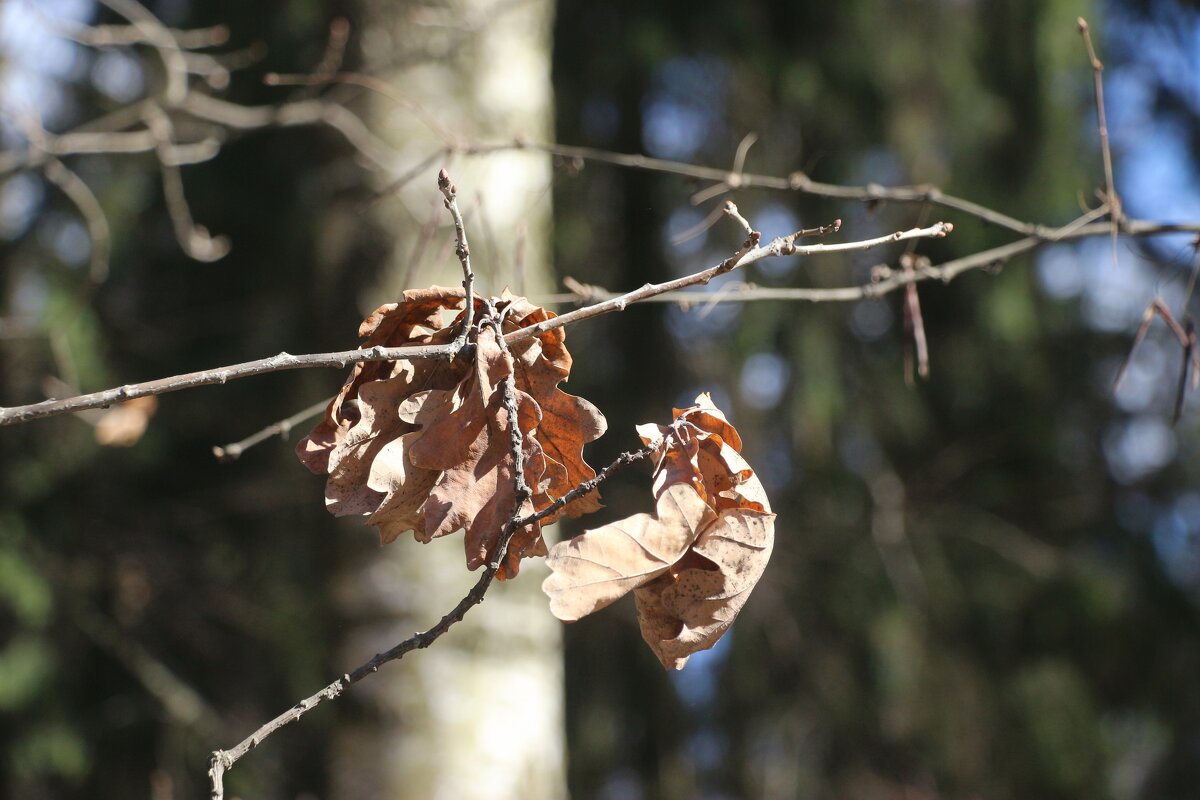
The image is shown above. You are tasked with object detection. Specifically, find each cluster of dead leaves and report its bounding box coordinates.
[297,289,774,669]
[542,394,775,670]
[297,286,606,579]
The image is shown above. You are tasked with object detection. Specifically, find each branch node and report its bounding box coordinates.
[787,171,810,190]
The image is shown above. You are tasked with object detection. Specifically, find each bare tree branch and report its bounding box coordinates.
[0,343,455,426]
[0,219,953,426]
[96,0,190,107]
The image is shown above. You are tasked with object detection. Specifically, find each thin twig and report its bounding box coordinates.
[0,342,455,426]
[96,0,189,107]
[41,156,112,282]
[544,212,1186,307]
[1113,298,1200,422]
[212,398,329,462]
[488,316,533,550]
[144,105,230,261]
[264,70,455,145]
[311,19,352,85]
[520,444,656,529]
[902,254,930,381]
[502,221,954,344]
[722,200,756,238]
[457,139,1040,235]
[1079,17,1122,270]
[690,131,757,205]
[439,169,476,355]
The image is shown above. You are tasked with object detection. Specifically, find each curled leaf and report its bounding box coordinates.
[635,504,774,669]
[543,394,775,669]
[543,483,715,621]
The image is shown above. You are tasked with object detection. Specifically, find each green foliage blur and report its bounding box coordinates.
[1,0,1199,798]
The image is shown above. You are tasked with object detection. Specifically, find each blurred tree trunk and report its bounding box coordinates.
[331,1,564,798]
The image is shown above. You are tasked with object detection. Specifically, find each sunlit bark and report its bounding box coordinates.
[331,2,565,798]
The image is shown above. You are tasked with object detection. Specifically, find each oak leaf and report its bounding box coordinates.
[296,286,467,479]
[634,502,774,669]
[297,286,470,529]
[407,323,550,577]
[543,483,716,620]
[542,394,775,669]
[297,288,605,579]
[500,294,607,521]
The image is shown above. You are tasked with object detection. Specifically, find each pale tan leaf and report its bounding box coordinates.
[94,396,157,447]
[367,433,441,544]
[635,507,775,669]
[543,483,716,621]
[549,393,776,669]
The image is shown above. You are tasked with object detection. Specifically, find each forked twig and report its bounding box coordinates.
[502,221,952,345]
[1078,17,1122,270]
[901,254,930,382]
[211,398,329,462]
[1113,298,1200,422]
[439,169,476,355]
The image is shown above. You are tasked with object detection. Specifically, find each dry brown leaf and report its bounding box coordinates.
[297,288,604,579]
[543,393,775,669]
[502,293,607,521]
[297,286,466,477]
[364,388,453,543]
[635,504,774,669]
[543,483,715,620]
[408,324,549,577]
[318,326,465,519]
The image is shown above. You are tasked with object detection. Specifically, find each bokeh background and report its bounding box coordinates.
[2,0,1200,798]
